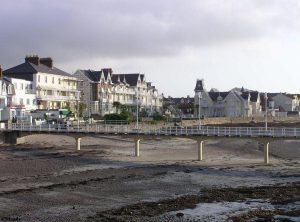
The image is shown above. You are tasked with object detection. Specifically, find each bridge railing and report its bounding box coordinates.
[3,123,300,138]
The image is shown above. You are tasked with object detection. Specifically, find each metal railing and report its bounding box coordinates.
[2,124,300,138]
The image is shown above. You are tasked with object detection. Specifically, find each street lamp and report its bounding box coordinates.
[135,89,139,129]
[77,98,80,128]
[197,92,202,128]
[265,92,268,131]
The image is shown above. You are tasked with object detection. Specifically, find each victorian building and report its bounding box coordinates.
[4,56,80,110]
[0,66,15,121]
[74,69,163,116]
[194,79,262,118]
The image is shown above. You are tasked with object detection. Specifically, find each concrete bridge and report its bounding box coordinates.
[2,123,300,164]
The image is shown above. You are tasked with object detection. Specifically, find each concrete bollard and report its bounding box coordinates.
[135,138,140,157]
[197,140,204,161]
[76,138,81,151]
[264,142,269,164]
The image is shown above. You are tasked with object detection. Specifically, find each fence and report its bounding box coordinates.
[3,123,300,138]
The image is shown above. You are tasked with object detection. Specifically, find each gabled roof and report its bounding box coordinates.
[241,91,260,102]
[112,73,141,86]
[79,69,112,82]
[4,61,72,78]
[102,68,113,80]
[208,92,230,101]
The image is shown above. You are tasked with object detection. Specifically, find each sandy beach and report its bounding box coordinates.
[0,134,299,221]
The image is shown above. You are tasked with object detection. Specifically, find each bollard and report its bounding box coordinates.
[135,139,140,157]
[197,140,204,161]
[264,142,269,164]
[76,137,81,151]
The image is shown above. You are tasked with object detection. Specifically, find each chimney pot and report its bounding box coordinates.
[25,55,40,66]
[40,57,53,68]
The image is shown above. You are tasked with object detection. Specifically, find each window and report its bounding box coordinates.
[26,99,30,105]
[8,85,12,94]
[33,99,36,105]
[58,79,61,84]
[52,77,54,84]
[45,76,47,83]
[20,98,23,105]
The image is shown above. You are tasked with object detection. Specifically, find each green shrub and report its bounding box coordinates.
[104,111,133,123]
[152,113,167,121]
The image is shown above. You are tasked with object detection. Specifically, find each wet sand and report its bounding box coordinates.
[0,134,299,221]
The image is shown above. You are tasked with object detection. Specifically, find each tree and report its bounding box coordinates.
[113,101,122,113]
[79,102,87,118]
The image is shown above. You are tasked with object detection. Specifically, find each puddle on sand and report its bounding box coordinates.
[165,199,300,222]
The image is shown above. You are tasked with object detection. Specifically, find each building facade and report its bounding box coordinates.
[0,66,15,121]
[4,56,80,111]
[194,79,262,118]
[74,69,163,117]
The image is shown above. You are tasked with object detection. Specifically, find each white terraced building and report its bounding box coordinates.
[4,56,80,111]
[74,69,163,116]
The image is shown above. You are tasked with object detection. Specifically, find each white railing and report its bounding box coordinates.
[2,124,300,138]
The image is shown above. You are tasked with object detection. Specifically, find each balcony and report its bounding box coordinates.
[37,95,78,101]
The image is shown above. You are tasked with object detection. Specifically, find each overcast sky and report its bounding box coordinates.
[1,0,300,97]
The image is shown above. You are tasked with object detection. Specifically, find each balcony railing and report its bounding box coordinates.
[37,95,79,101]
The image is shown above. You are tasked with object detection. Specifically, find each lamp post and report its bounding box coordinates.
[77,98,80,129]
[88,83,92,124]
[198,92,202,128]
[136,89,139,129]
[265,92,268,131]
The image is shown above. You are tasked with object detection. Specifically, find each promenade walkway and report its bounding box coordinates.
[2,123,300,164]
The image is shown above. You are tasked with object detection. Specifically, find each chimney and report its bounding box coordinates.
[40,57,53,68]
[0,65,2,78]
[25,55,40,66]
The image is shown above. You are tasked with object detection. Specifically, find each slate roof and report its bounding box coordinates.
[79,69,112,82]
[195,79,204,91]
[208,92,230,101]
[111,73,141,86]
[241,91,260,102]
[102,68,113,80]
[286,94,298,99]
[80,70,102,82]
[4,61,72,77]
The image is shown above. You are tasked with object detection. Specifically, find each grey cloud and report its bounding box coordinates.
[0,0,299,68]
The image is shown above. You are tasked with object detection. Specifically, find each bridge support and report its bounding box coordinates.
[135,138,140,157]
[76,137,82,151]
[264,142,269,164]
[197,140,204,161]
